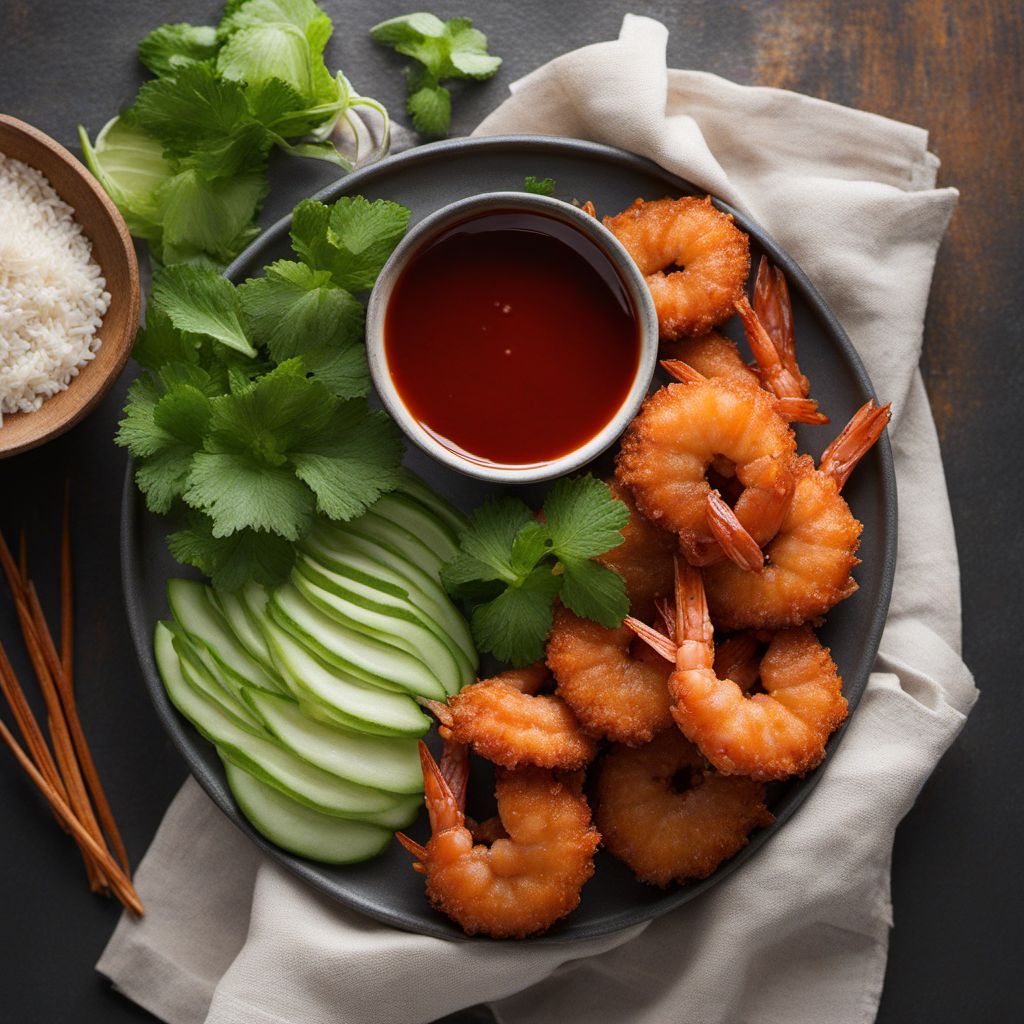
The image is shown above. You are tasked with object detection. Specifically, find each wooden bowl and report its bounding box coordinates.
[0,114,140,458]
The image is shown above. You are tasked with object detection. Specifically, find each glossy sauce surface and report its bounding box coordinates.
[384,210,640,467]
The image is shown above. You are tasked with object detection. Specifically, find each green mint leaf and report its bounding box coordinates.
[470,566,561,665]
[325,197,411,291]
[168,517,296,591]
[238,260,368,397]
[543,475,629,559]
[138,23,220,78]
[406,77,451,136]
[524,176,556,196]
[290,403,403,520]
[151,265,256,358]
[446,20,501,79]
[558,556,629,628]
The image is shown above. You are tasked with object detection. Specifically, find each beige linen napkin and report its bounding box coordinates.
[98,15,976,1024]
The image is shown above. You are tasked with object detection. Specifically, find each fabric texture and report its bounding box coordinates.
[98,15,976,1024]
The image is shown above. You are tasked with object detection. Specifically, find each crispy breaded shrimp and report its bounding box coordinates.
[615,371,796,569]
[595,729,772,886]
[703,400,891,629]
[604,197,750,339]
[546,606,673,745]
[627,561,848,780]
[428,665,597,771]
[595,479,676,621]
[660,331,761,390]
[397,742,599,938]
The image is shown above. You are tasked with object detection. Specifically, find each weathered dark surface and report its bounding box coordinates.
[0,1,1020,1021]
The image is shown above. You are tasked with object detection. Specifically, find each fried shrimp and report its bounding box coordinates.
[627,561,848,780]
[615,371,796,569]
[428,665,597,771]
[604,197,750,339]
[703,399,891,629]
[595,729,773,886]
[595,480,676,620]
[660,331,761,391]
[398,742,600,938]
[546,606,673,745]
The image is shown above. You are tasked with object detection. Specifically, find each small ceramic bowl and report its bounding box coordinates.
[367,191,658,484]
[0,114,140,458]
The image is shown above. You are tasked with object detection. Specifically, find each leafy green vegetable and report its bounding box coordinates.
[117,194,411,589]
[371,13,501,136]
[441,477,630,665]
[524,175,556,196]
[80,0,390,268]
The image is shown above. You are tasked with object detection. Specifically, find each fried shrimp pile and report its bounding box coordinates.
[596,729,773,886]
[429,664,597,771]
[399,742,599,938]
[604,197,750,339]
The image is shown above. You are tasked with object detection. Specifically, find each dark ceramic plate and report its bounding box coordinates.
[122,136,897,943]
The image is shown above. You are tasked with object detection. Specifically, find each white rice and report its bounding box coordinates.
[0,151,110,423]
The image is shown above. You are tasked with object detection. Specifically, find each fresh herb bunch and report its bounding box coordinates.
[116,195,411,590]
[371,13,501,136]
[79,0,389,267]
[441,477,630,665]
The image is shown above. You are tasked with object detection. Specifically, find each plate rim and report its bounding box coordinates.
[121,133,898,943]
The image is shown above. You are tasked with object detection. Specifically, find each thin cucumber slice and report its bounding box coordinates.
[260,615,430,737]
[213,589,274,672]
[172,630,263,731]
[293,565,464,695]
[270,584,448,700]
[224,760,391,864]
[394,469,468,539]
[369,492,461,562]
[154,623,398,818]
[358,791,423,830]
[166,579,282,694]
[242,687,423,795]
[301,530,476,668]
[337,514,446,578]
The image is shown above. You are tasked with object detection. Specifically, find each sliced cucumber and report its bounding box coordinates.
[393,469,468,539]
[260,615,430,737]
[154,623,398,818]
[242,687,423,795]
[270,584,448,700]
[335,514,445,578]
[301,529,476,668]
[369,492,461,562]
[293,563,465,695]
[167,579,282,694]
[224,761,391,864]
[172,630,263,731]
[213,589,274,672]
[358,791,423,830]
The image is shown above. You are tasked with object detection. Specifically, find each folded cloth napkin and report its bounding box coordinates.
[98,15,977,1024]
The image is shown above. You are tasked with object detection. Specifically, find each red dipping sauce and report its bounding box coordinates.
[384,210,640,468]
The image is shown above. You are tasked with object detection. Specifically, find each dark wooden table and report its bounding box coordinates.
[1,2,1020,1021]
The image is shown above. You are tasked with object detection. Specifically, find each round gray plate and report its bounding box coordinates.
[122,136,897,943]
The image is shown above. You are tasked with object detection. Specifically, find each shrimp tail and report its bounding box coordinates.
[674,558,715,668]
[395,830,428,863]
[776,396,831,425]
[654,597,676,641]
[424,699,454,729]
[754,257,801,389]
[705,492,765,573]
[660,358,706,384]
[624,615,677,663]
[735,295,807,401]
[419,740,465,834]
[819,400,892,490]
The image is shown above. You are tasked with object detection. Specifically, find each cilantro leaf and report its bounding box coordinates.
[470,566,561,665]
[558,556,629,628]
[290,403,403,520]
[291,197,410,292]
[168,517,296,591]
[543,475,629,558]
[138,23,220,78]
[524,176,556,196]
[445,496,533,588]
[371,13,500,137]
[151,265,256,358]
[237,260,368,397]
[131,306,200,371]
